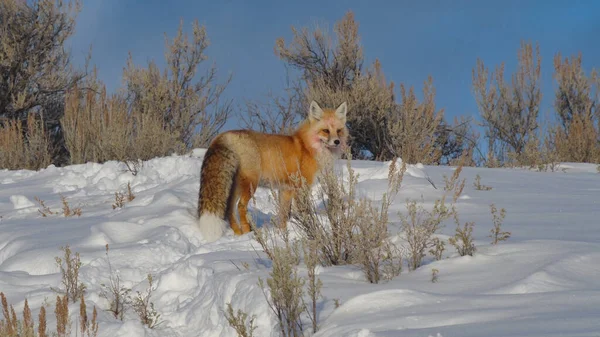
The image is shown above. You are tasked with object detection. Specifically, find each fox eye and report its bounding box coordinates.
[322,129,330,134]
[337,129,342,134]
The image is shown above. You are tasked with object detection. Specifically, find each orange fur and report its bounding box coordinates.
[197,101,349,242]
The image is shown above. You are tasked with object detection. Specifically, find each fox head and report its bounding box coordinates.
[306,101,349,155]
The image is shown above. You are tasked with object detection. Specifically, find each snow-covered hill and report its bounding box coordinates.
[1,150,599,337]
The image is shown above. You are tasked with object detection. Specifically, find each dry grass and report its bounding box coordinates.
[79,296,99,337]
[0,114,53,170]
[301,239,322,333]
[52,245,86,303]
[431,268,439,283]
[60,195,82,217]
[35,197,54,217]
[257,238,305,337]
[1,290,98,337]
[99,244,131,321]
[473,174,492,191]
[224,303,258,337]
[112,182,136,210]
[428,237,446,261]
[448,209,477,257]
[489,204,510,244]
[130,274,161,329]
[400,198,452,270]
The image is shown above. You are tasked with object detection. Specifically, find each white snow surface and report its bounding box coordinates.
[1,151,599,337]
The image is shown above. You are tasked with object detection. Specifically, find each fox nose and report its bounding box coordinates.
[334,139,340,145]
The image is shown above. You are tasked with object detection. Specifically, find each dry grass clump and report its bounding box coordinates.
[52,245,86,303]
[0,292,98,337]
[0,114,53,171]
[284,154,405,283]
[489,204,510,244]
[224,303,258,337]
[473,174,492,191]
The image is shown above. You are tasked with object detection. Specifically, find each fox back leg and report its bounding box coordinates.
[237,173,258,234]
[227,181,243,235]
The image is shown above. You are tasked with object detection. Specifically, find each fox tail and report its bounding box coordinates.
[197,143,239,242]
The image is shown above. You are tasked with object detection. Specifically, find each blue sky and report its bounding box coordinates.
[68,0,600,132]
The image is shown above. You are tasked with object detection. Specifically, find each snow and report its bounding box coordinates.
[1,152,599,337]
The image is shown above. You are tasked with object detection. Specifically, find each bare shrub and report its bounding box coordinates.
[473,174,492,191]
[387,77,445,164]
[301,239,322,333]
[431,268,439,283]
[448,210,476,257]
[472,41,542,166]
[241,70,304,135]
[275,11,451,163]
[553,53,599,130]
[60,195,82,217]
[401,158,467,270]
[0,0,84,167]
[258,239,305,337]
[123,20,232,149]
[62,20,232,165]
[53,245,86,303]
[351,159,404,283]
[130,274,161,329]
[224,303,257,337]
[400,198,452,271]
[550,115,599,164]
[35,197,54,217]
[126,182,136,202]
[287,154,404,283]
[99,244,131,321]
[436,116,481,166]
[428,237,446,261]
[289,162,357,266]
[112,182,135,210]
[489,204,509,244]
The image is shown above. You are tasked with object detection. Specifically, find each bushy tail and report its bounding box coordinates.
[197,143,239,242]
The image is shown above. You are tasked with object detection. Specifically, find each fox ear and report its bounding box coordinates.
[309,101,324,121]
[335,102,347,121]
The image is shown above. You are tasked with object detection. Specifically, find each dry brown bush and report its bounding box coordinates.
[279,153,404,283]
[62,20,230,165]
[52,245,86,303]
[224,303,258,337]
[275,11,454,163]
[448,209,476,257]
[550,52,600,163]
[257,237,305,337]
[123,20,232,149]
[472,41,542,166]
[0,114,53,170]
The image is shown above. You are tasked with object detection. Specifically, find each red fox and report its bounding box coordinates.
[197,101,349,242]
